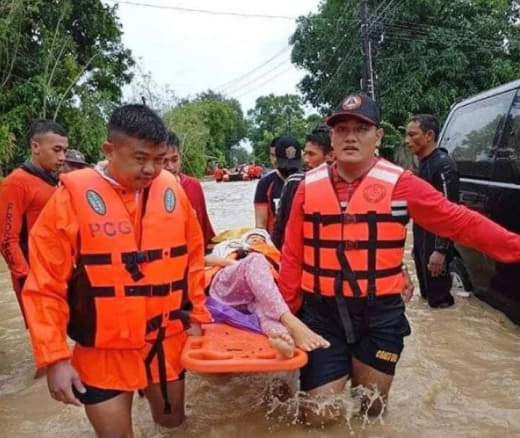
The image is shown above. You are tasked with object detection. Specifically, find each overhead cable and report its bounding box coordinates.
[111,0,297,20]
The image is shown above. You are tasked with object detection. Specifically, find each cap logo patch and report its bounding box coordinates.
[342,95,362,110]
[285,146,297,159]
[86,190,106,215]
[363,184,386,203]
[164,188,176,213]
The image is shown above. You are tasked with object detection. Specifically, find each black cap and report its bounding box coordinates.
[274,135,301,169]
[325,94,381,127]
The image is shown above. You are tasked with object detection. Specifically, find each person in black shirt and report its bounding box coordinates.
[272,125,333,249]
[254,136,301,235]
[405,114,459,308]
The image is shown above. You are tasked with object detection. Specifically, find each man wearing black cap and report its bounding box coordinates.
[272,125,333,249]
[253,135,301,235]
[279,93,520,424]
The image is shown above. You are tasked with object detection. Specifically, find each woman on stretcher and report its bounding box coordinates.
[204,229,330,358]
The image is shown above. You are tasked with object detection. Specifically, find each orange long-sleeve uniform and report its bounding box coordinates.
[21,169,211,391]
[0,167,57,316]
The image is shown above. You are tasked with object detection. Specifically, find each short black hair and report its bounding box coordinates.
[28,120,67,144]
[305,124,331,154]
[270,136,280,148]
[108,104,167,144]
[165,130,180,149]
[409,114,440,141]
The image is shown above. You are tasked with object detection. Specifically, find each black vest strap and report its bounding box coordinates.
[78,245,188,282]
[303,264,402,280]
[333,275,357,344]
[144,327,171,414]
[303,238,405,250]
[312,212,321,294]
[145,309,189,334]
[366,211,378,303]
[304,212,400,225]
[335,242,363,298]
[77,253,112,265]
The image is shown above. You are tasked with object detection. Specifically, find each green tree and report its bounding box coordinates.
[247,94,320,164]
[163,104,210,177]
[163,92,247,176]
[291,0,520,157]
[0,0,134,172]
[229,145,252,165]
[192,91,248,161]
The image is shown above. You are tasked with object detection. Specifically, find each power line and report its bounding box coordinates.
[231,66,294,100]
[110,0,297,20]
[215,46,290,92]
[310,0,404,106]
[223,57,291,96]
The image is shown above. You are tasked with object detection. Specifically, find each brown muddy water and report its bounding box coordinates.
[0,180,519,437]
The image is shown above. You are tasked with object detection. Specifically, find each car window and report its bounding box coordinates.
[439,90,516,178]
[495,91,520,183]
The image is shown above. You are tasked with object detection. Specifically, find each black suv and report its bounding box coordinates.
[437,80,520,324]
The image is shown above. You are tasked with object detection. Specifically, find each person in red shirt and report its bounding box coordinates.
[163,130,215,248]
[279,93,520,425]
[0,120,68,320]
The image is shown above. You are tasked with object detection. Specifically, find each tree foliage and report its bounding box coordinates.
[291,0,520,156]
[247,94,321,164]
[163,91,247,176]
[0,0,134,172]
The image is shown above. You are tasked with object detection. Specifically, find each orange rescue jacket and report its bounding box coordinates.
[62,168,191,349]
[301,160,407,299]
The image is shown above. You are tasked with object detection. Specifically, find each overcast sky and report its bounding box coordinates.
[105,0,320,113]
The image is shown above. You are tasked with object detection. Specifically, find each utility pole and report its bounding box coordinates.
[361,0,376,100]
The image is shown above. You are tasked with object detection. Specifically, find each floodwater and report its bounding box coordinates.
[1,180,519,437]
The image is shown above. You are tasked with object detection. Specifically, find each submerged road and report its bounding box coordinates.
[0,180,519,437]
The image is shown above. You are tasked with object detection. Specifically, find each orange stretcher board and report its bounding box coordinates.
[181,323,308,373]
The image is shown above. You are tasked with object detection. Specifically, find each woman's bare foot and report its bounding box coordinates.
[268,332,295,358]
[280,312,330,352]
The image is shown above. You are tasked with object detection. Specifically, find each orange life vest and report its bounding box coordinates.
[204,242,280,289]
[301,159,407,300]
[61,169,189,349]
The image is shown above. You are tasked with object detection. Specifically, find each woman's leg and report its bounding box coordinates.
[241,254,330,352]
